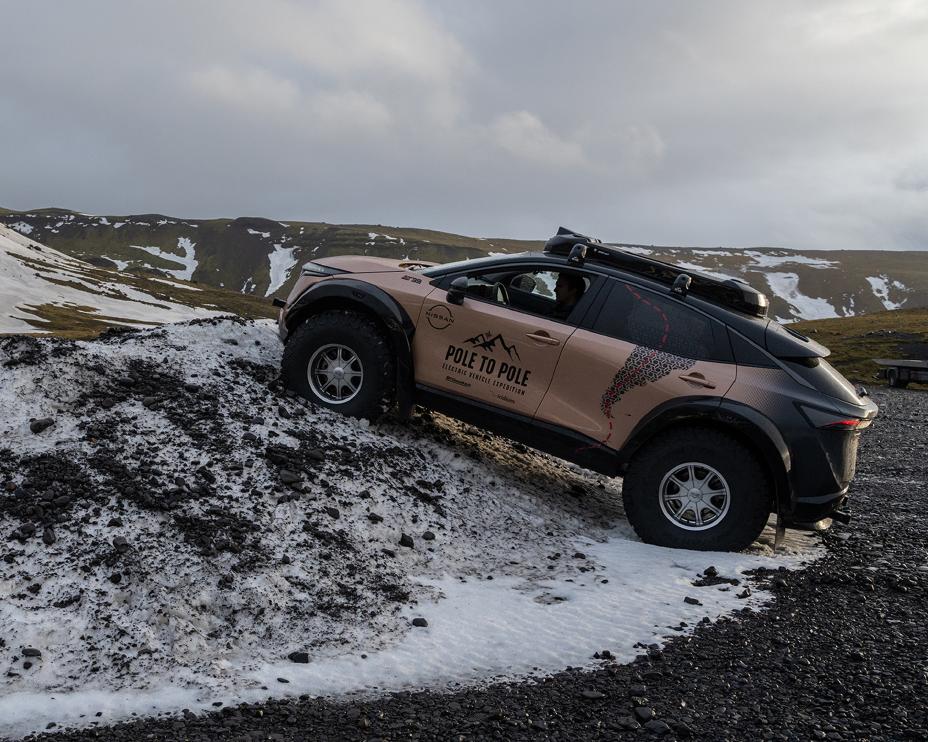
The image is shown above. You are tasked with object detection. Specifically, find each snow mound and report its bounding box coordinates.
[0,226,217,334]
[0,319,818,737]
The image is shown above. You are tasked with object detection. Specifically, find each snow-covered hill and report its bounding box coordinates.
[3,209,926,323]
[0,224,220,334]
[0,319,818,737]
[0,225,276,336]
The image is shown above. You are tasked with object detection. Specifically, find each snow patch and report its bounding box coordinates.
[247,229,271,239]
[689,249,734,257]
[765,272,840,320]
[265,244,299,297]
[129,238,198,281]
[366,232,404,245]
[866,275,906,310]
[9,222,33,235]
[745,251,837,270]
[100,256,130,271]
[149,277,203,292]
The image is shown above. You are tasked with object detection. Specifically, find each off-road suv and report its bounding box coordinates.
[275,228,878,551]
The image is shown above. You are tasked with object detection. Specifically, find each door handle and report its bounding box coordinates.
[525,331,560,346]
[678,372,716,389]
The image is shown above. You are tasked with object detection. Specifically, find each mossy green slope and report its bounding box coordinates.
[2,209,926,323]
[794,307,928,388]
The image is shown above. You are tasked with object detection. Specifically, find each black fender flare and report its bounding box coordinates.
[285,279,416,417]
[616,397,792,510]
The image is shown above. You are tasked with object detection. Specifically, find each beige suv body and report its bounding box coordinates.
[276,230,877,551]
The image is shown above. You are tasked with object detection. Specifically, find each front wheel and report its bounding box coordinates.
[282,310,395,420]
[622,427,771,551]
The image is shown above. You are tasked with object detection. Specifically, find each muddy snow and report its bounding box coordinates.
[0,319,818,737]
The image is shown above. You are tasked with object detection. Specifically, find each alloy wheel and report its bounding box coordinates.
[307,344,364,404]
[658,462,731,531]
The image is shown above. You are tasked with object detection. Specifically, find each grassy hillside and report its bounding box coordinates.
[0,210,520,301]
[3,208,927,324]
[795,307,928,387]
[1,220,277,339]
[0,208,928,320]
[19,275,277,340]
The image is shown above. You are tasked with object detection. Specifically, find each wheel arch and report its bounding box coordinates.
[618,398,791,512]
[284,279,416,417]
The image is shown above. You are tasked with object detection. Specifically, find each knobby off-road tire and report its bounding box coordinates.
[622,427,771,551]
[282,310,396,421]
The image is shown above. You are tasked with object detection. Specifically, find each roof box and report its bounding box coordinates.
[544,227,769,319]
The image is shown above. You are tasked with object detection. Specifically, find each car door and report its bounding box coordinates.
[534,278,738,450]
[413,266,599,417]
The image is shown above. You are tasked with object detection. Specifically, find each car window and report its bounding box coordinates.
[594,280,732,362]
[420,253,528,277]
[453,266,596,325]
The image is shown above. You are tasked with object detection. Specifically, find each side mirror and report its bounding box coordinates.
[447,276,468,305]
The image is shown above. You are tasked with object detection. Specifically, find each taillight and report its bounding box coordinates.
[800,405,873,430]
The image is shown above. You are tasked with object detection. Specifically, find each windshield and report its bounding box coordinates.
[419,252,528,276]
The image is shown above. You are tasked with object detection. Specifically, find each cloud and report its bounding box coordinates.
[895,163,928,193]
[1,0,927,249]
[255,0,471,84]
[308,90,393,133]
[579,122,666,176]
[188,66,301,113]
[489,111,587,169]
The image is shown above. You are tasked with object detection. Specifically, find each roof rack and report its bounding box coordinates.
[544,227,769,318]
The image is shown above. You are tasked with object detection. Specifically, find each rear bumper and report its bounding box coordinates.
[790,485,849,523]
[783,418,868,522]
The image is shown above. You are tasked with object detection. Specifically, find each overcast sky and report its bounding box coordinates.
[2,1,927,249]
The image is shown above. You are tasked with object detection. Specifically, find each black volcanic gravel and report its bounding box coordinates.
[19,389,928,741]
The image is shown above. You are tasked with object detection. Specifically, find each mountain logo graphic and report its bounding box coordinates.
[463,332,521,361]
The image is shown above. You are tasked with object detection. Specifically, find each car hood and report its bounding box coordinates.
[314,256,437,273]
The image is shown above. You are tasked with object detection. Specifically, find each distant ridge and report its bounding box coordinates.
[1,207,926,322]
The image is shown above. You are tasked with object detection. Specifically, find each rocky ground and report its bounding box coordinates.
[1,318,816,739]
[4,322,924,740]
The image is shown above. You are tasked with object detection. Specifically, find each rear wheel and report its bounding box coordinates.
[282,310,395,420]
[622,427,771,551]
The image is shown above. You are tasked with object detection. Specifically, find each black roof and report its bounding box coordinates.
[543,227,769,319]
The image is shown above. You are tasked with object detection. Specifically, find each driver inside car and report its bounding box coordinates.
[551,272,585,319]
